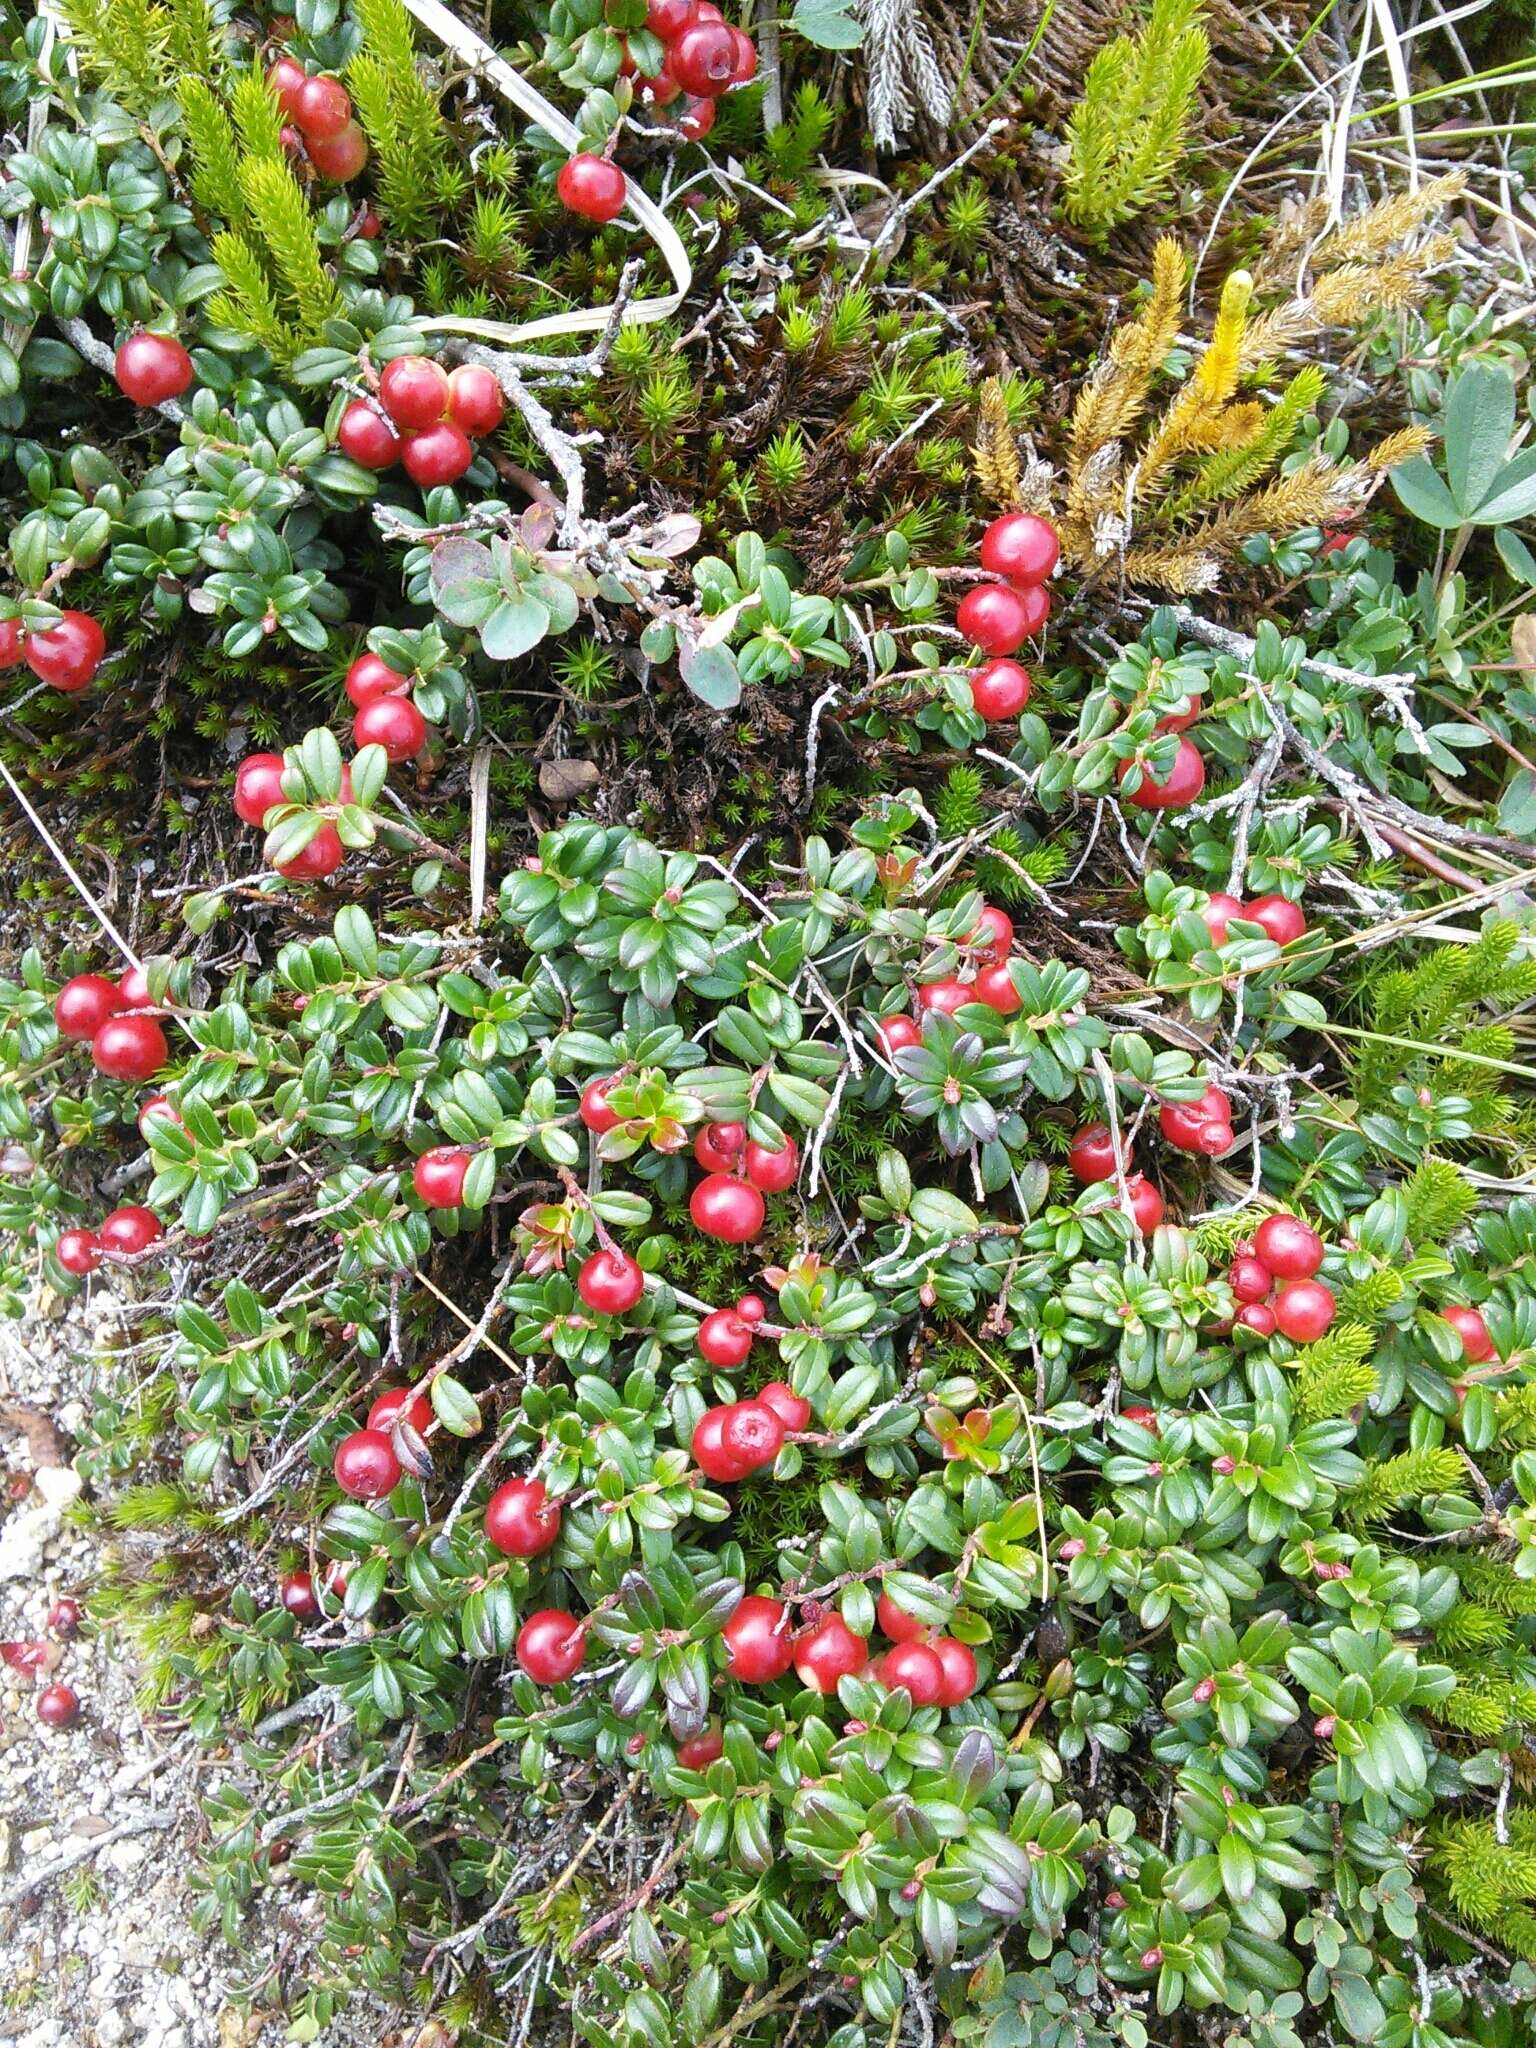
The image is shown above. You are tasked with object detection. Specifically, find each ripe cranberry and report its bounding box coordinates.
[446,364,504,437]
[557,153,627,222]
[974,963,1021,1014]
[234,752,290,826]
[401,420,474,487]
[355,207,382,239]
[690,1173,764,1243]
[757,1381,810,1431]
[737,1294,766,1322]
[516,1607,586,1683]
[280,124,304,154]
[670,19,737,94]
[1253,1213,1323,1280]
[0,618,21,667]
[1121,1405,1158,1431]
[54,973,123,1041]
[379,355,449,430]
[698,1307,754,1369]
[722,1594,792,1682]
[353,694,427,763]
[1119,739,1205,813]
[279,1570,319,1620]
[1201,892,1243,946]
[485,1476,561,1556]
[333,1427,401,1499]
[580,1077,622,1133]
[345,653,408,706]
[692,1406,752,1481]
[25,612,105,692]
[321,1560,350,1601]
[337,401,401,470]
[1228,1254,1272,1303]
[277,825,343,881]
[694,1121,746,1172]
[268,55,306,116]
[931,1636,978,1706]
[99,1205,162,1256]
[875,1641,946,1706]
[876,1014,921,1053]
[793,1614,868,1693]
[1009,582,1050,634]
[1442,1304,1495,1363]
[645,62,682,105]
[306,120,369,181]
[647,0,694,32]
[367,1387,433,1435]
[956,583,1031,657]
[1236,1301,1277,1337]
[115,966,152,1010]
[676,1724,724,1769]
[876,1592,926,1643]
[579,1248,645,1316]
[114,331,194,406]
[37,1684,80,1728]
[1067,1123,1118,1184]
[1123,1174,1164,1234]
[92,1014,167,1081]
[720,1399,784,1469]
[293,74,352,140]
[1273,1279,1336,1343]
[979,512,1060,586]
[970,906,1014,962]
[55,1229,100,1276]
[744,1135,797,1193]
[1244,895,1306,946]
[413,1146,472,1209]
[679,96,715,139]
[727,26,757,80]
[1159,1085,1232,1154]
[969,659,1032,721]
[915,978,973,1017]
[47,1597,81,1636]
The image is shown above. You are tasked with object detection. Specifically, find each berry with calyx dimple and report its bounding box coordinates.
[379,355,449,430]
[1229,1254,1271,1303]
[979,511,1060,586]
[722,1594,792,1681]
[92,1014,167,1082]
[557,153,627,221]
[414,1146,472,1210]
[37,1684,80,1728]
[579,1248,645,1316]
[757,1381,810,1431]
[697,1306,754,1369]
[1273,1279,1335,1342]
[279,1570,319,1620]
[337,401,401,470]
[692,1407,752,1481]
[293,73,352,141]
[1244,894,1306,946]
[670,18,737,94]
[54,974,123,1042]
[744,1135,797,1192]
[333,1428,401,1499]
[305,120,369,181]
[694,1121,746,1172]
[580,1077,621,1133]
[368,1387,432,1436]
[485,1476,561,1557]
[957,582,1031,657]
[345,652,409,707]
[793,1614,868,1693]
[517,1608,586,1683]
[1119,739,1205,812]
[969,659,1032,721]
[1442,1304,1495,1363]
[1160,1085,1232,1154]
[1068,1123,1118,1184]
[690,1173,764,1243]
[353,694,426,763]
[234,753,289,826]
[402,420,474,487]
[875,1641,946,1705]
[277,826,343,881]
[720,1399,785,1469]
[114,331,194,406]
[1254,1212,1324,1280]
[446,364,504,436]
[1201,892,1244,946]
[99,1206,162,1256]
[25,612,105,692]
[56,1229,100,1276]
[931,1636,978,1705]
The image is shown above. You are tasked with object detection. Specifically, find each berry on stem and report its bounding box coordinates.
[55,1229,100,1276]
[557,154,627,222]
[367,1387,433,1436]
[874,1641,946,1705]
[516,1608,586,1683]
[99,1206,162,1256]
[694,1121,746,1172]
[337,402,401,470]
[580,1077,622,1133]
[333,1428,401,1499]
[486,1476,562,1556]
[931,1636,978,1706]
[719,1398,785,1469]
[692,1407,752,1482]
[25,612,105,692]
[414,1146,472,1210]
[293,74,352,141]
[578,1248,645,1316]
[345,653,408,706]
[1201,893,1244,947]
[670,19,738,94]
[697,1306,755,1369]
[279,1570,319,1620]
[722,1594,792,1682]
[1122,1174,1164,1234]
[876,1591,926,1643]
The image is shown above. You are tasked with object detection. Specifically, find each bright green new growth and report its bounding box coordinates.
[348,0,454,239]
[1063,0,1210,237]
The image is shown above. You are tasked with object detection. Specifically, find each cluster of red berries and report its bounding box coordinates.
[12,1596,84,1727]
[956,513,1059,723]
[331,1384,433,1499]
[337,353,504,488]
[1197,889,1308,950]
[696,1291,766,1368]
[0,609,107,693]
[691,1380,809,1481]
[277,1557,349,1622]
[1065,1122,1165,1234]
[54,969,170,1083]
[687,1119,796,1245]
[114,329,195,407]
[232,749,353,881]
[1116,659,1209,814]
[714,1586,978,1703]
[269,58,370,181]
[1222,1212,1335,1342]
[875,902,1022,1035]
[55,1204,163,1277]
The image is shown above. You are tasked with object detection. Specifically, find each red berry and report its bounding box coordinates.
[697,1307,754,1369]
[1067,1124,1118,1184]
[970,906,1014,963]
[793,1614,868,1693]
[268,55,306,115]
[1123,1174,1164,1234]
[647,0,694,32]
[25,611,105,692]
[676,1724,724,1769]
[54,973,123,1041]
[956,583,1031,657]
[401,419,474,487]
[875,1641,946,1706]
[117,966,153,1010]
[1442,1304,1495,1363]
[722,1594,792,1682]
[1253,1213,1324,1280]
[979,512,1060,586]
[744,1135,797,1193]
[92,1014,167,1082]
[345,652,408,706]
[679,96,715,139]
[337,401,401,470]
[276,825,343,881]
[690,1173,764,1243]
[1201,892,1243,946]
[580,1077,622,1133]
[47,1597,81,1636]
[720,1398,784,1470]
[670,19,737,94]
[333,1427,401,1498]
[757,1380,810,1431]
[114,331,193,406]
[876,1591,926,1643]
[1156,692,1203,734]
[516,1607,586,1683]
[1244,895,1306,946]
[293,73,352,141]
[876,1014,922,1053]
[1228,1254,1272,1304]
[485,1476,561,1557]
[645,62,682,105]
[692,1406,752,1481]
[931,1635,978,1706]
[1272,1279,1335,1343]
[37,1683,80,1728]
[446,364,504,437]
[737,1294,766,1323]
[967,659,1032,721]
[1121,1405,1158,1431]
[353,693,427,763]
[0,618,22,668]
[279,1570,319,1620]
[694,1121,746,1173]
[306,120,369,181]
[1236,1301,1277,1337]
[728,27,757,80]
[55,1229,100,1276]
[1159,1085,1232,1154]
[1008,581,1050,634]
[413,1146,472,1209]
[974,962,1021,1015]
[99,1205,162,1256]
[234,752,290,826]
[367,1387,433,1436]
[1119,739,1205,813]
[915,978,973,1017]
[578,1248,645,1316]
[557,153,628,222]
[355,207,382,238]
[379,355,449,430]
